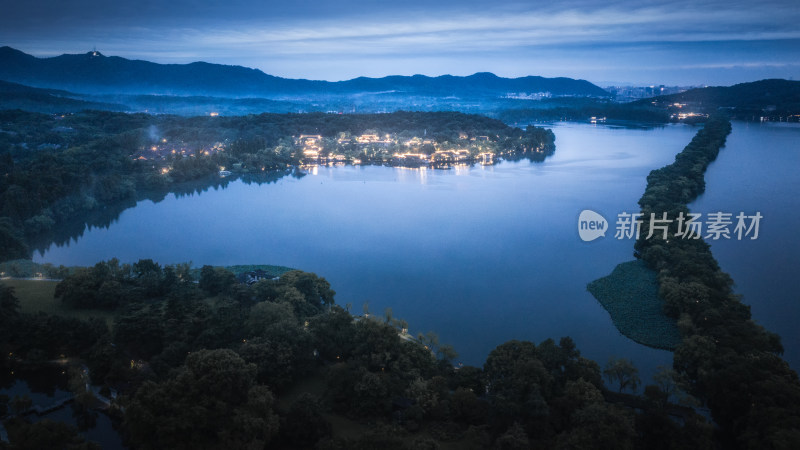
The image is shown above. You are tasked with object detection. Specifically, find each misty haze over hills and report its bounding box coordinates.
[1,46,798,123]
[0,46,610,98]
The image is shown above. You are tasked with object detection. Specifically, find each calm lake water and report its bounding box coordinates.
[690,122,800,371]
[35,121,798,382]
[0,366,124,448]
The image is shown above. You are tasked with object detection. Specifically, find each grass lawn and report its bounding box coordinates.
[3,278,116,328]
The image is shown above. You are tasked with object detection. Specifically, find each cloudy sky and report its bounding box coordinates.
[1,0,798,86]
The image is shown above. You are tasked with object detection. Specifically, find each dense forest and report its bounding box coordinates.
[2,261,714,449]
[0,110,555,262]
[633,115,800,447]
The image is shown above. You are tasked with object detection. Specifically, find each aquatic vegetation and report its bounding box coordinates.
[588,260,681,350]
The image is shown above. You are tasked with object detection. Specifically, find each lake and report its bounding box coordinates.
[35,121,797,382]
[690,121,800,371]
[0,365,124,448]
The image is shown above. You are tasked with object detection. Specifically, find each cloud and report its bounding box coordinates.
[674,61,800,70]
[144,3,800,61]
[1,0,798,84]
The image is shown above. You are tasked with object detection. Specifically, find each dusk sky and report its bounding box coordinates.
[1,0,798,86]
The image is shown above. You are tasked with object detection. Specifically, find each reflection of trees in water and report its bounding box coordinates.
[31,151,554,255]
[0,365,69,397]
[31,169,297,255]
[501,151,552,163]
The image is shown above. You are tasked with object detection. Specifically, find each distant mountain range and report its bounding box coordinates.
[2,46,797,122]
[0,46,610,98]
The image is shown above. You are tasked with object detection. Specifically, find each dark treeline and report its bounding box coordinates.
[496,98,671,124]
[0,109,554,262]
[641,79,800,122]
[1,262,714,449]
[633,115,800,447]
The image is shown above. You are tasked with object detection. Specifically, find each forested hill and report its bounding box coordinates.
[0,79,128,113]
[0,46,610,98]
[640,79,800,118]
